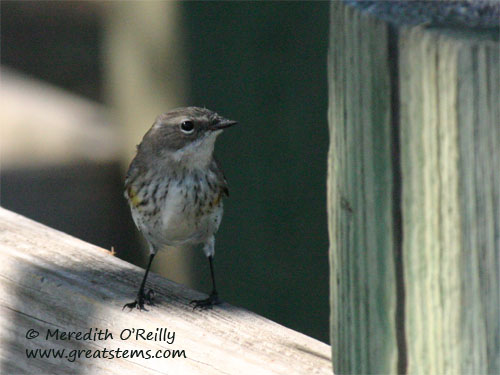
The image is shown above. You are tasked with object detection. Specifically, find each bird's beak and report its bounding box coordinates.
[210,117,238,130]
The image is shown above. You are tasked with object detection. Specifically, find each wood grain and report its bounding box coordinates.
[327,3,397,374]
[400,27,499,374]
[0,208,332,374]
[328,1,499,374]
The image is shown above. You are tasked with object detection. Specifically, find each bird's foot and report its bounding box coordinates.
[190,292,220,310]
[123,289,155,311]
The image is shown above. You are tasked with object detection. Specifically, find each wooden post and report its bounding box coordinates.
[0,208,331,374]
[399,21,499,375]
[327,2,499,374]
[327,3,397,374]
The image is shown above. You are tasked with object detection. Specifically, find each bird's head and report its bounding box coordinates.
[138,107,237,169]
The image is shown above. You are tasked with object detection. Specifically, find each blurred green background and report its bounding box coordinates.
[1,1,330,343]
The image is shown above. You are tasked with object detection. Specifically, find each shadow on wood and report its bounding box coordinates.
[0,208,332,374]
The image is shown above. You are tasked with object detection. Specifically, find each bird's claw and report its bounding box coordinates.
[123,289,155,311]
[190,292,220,310]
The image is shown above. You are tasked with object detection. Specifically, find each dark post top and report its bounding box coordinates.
[344,1,500,31]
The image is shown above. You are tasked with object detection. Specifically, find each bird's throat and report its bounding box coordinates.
[169,131,220,170]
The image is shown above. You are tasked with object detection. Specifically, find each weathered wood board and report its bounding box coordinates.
[327,3,397,374]
[328,1,499,374]
[399,25,499,375]
[0,208,332,374]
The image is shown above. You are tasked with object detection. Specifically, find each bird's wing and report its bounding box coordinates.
[211,157,229,197]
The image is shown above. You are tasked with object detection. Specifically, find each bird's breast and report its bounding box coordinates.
[126,168,225,247]
[159,180,223,245]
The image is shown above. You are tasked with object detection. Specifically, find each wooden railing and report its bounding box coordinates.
[0,208,332,374]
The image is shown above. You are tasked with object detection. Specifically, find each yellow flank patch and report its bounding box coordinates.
[212,192,222,207]
[127,186,142,207]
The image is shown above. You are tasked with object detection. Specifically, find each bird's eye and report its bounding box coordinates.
[180,120,195,134]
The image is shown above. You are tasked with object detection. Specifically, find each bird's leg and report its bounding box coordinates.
[123,253,156,311]
[207,255,219,302]
[190,255,221,310]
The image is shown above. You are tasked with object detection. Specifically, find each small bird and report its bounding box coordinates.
[123,107,237,310]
